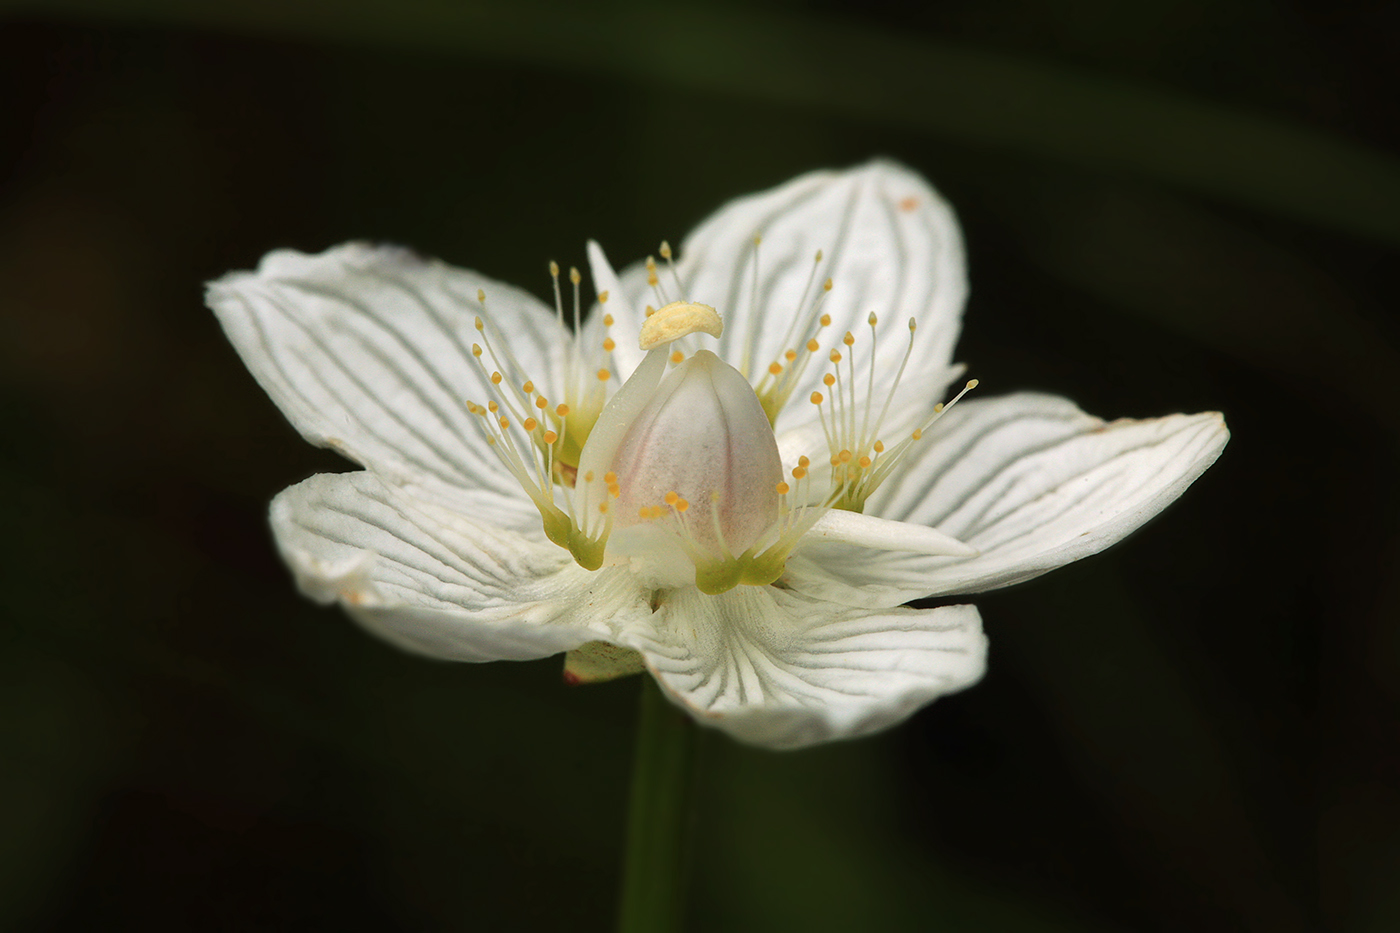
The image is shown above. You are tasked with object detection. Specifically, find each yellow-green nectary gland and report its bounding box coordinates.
[609,349,783,580]
[549,401,602,474]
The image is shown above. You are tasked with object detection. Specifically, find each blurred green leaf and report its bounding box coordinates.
[9,0,1400,248]
[696,740,1116,933]
[984,178,1400,430]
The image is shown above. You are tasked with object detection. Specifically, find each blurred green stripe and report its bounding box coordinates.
[9,0,1400,248]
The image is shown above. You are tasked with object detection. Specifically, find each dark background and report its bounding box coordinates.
[2,1,1396,930]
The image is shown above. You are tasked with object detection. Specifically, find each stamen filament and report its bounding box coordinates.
[659,240,685,299]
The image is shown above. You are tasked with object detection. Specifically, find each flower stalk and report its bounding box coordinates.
[618,677,698,933]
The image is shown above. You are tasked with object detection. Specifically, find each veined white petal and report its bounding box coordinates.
[793,394,1229,604]
[666,161,967,425]
[806,509,976,557]
[208,243,568,508]
[618,586,985,750]
[271,472,649,661]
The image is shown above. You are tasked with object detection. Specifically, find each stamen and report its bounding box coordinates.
[659,239,685,297]
[457,258,626,571]
[646,255,666,306]
[768,249,825,373]
[549,261,563,331]
[570,266,582,334]
[799,308,979,512]
[750,251,837,424]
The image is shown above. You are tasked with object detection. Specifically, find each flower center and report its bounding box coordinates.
[463,238,976,591]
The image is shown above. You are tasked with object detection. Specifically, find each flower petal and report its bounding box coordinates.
[208,243,569,508]
[271,471,649,661]
[669,160,967,424]
[792,393,1229,604]
[806,508,977,557]
[618,586,985,749]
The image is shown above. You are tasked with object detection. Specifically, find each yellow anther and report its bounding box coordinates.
[909,318,917,332]
[858,455,872,468]
[603,337,616,351]
[660,240,672,259]
[645,305,656,317]
[639,506,651,519]
[570,267,581,285]
[499,417,510,429]
[476,290,486,304]
[768,362,783,375]
[604,471,617,484]
[670,351,684,364]
[798,456,810,467]
[543,430,558,444]
[491,372,503,385]
[792,466,807,480]
[597,369,611,381]
[966,378,980,389]
[664,491,679,505]
[784,349,797,361]
[472,344,483,357]
[549,260,559,276]
[675,499,690,513]
[535,397,548,409]
[822,278,832,292]
[912,429,923,440]
[474,316,485,331]
[873,441,885,453]
[776,482,790,495]
[806,338,820,353]
[868,313,878,326]
[820,313,832,326]
[933,402,944,413]
[598,290,610,304]
[843,332,855,347]
[523,417,538,432]
[753,234,763,246]
[829,350,842,364]
[522,380,534,394]
[815,249,823,262]
[488,400,499,413]
[556,403,570,417]
[599,502,609,514]
[838,450,853,463]
[603,313,614,326]
[811,391,824,405]
[823,373,835,387]
[584,471,595,482]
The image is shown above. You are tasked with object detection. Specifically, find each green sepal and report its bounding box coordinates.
[563,641,646,685]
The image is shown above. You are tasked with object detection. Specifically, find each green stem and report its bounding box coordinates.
[617,676,698,933]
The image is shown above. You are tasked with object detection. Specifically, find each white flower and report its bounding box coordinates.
[208,161,1228,750]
